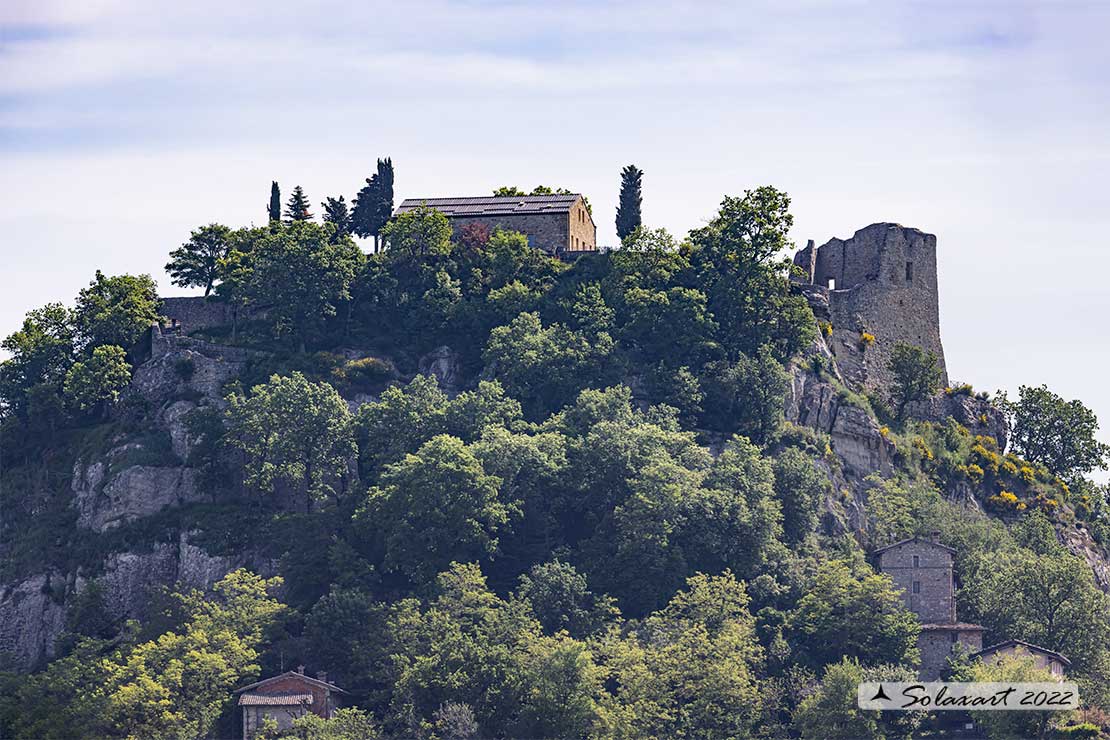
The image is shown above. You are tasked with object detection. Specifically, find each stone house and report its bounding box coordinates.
[394,194,596,255]
[873,534,984,680]
[974,639,1070,678]
[234,667,345,739]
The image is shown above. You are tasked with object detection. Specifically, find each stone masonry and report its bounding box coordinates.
[874,535,984,680]
[793,223,949,393]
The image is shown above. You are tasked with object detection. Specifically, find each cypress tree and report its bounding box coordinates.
[352,157,395,252]
[615,164,643,241]
[268,181,282,222]
[285,185,313,222]
[322,196,351,242]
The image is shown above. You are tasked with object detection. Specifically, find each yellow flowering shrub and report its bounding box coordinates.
[858,331,876,348]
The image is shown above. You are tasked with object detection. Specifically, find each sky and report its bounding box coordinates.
[2,0,1109,472]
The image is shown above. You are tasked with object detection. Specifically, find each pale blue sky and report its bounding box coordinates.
[2,1,1109,471]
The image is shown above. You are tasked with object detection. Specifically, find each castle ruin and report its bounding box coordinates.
[793,223,949,392]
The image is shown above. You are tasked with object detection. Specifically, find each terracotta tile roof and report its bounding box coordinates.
[396,194,580,217]
[238,693,313,706]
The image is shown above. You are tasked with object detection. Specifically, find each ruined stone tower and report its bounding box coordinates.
[793,223,948,392]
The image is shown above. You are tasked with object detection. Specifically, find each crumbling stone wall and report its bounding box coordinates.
[793,223,948,392]
[919,627,983,680]
[161,297,235,332]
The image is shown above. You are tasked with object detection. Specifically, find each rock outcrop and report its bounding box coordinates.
[0,574,67,670]
[73,458,204,532]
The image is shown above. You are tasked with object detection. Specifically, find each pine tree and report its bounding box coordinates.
[351,157,395,252]
[268,181,282,222]
[322,196,351,243]
[615,164,643,241]
[285,185,313,222]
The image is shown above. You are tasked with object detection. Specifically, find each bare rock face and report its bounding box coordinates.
[419,345,463,395]
[787,354,893,479]
[0,574,67,670]
[73,457,205,532]
[908,392,1009,450]
[97,532,258,623]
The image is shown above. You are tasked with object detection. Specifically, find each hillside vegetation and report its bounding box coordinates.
[2,187,1109,739]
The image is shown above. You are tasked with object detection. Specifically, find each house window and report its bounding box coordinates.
[906,262,914,282]
[951,632,959,644]
[827,278,836,290]
[912,581,921,594]
[913,555,920,568]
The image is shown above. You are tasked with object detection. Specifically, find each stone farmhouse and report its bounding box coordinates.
[873,535,985,680]
[792,223,949,392]
[395,193,597,256]
[235,667,346,739]
[974,639,1071,678]
[874,535,1070,681]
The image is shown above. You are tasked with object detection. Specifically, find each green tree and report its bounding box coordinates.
[492,186,526,197]
[285,185,313,221]
[354,374,449,475]
[515,560,619,638]
[773,447,830,544]
[0,303,74,416]
[62,345,131,417]
[483,312,614,417]
[225,372,356,510]
[595,572,766,739]
[963,547,1110,686]
[361,435,517,582]
[792,658,882,740]
[268,181,282,222]
[615,164,643,241]
[968,653,1059,740]
[688,186,814,360]
[322,196,352,243]
[351,158,394,251]
[73,270,161,349]
[700,346,790,444]
[380,203,452,259]
[165,223,233,296]
[277,708,380,740]
[1001,384,1110,485]
[385,563,541,734]
[242,221,363,351]
[789,558,920,669]
[888,341,942,419]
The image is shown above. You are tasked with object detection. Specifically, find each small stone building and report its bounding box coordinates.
[395,194,596,255]
[974,639,1070,678]
[234,667,345,739]
[873,534,984,680]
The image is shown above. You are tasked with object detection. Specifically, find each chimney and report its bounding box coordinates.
[930,530,941,543]
[316,671,328,683]
[296,665,305,675]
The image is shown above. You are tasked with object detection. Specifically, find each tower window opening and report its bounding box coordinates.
[827,278,836,290]
[905,261,914,282]
[913,555,920,568]
[912,581,921,594]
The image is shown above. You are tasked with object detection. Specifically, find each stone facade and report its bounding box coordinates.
[874,535,984,680]
[793,223,948,392]
[974,640,1069,678]
[395,194,596,255]
[161,296,235,332]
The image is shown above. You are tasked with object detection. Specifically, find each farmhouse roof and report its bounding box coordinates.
[973,639,1072,667]
[395,194,581,217]
[871,535,956,556]
[233,670,347,695]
